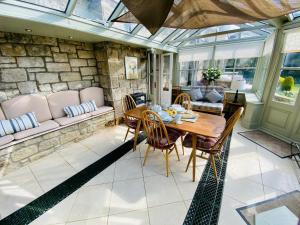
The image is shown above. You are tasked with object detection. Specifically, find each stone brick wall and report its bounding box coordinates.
[0,32,99,102]
[94,42,147,117]
[0,111,114,176]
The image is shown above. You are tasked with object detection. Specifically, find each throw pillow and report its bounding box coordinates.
[81,100,98,113]
[0,112,39,137]
[206,89,223,103]
[64,104,85,118]
[189,88,203,101]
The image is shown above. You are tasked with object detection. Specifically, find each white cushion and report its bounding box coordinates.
[80,87,104,107]
[0,135,14,146]
[47,91,80,119]
[13,120,59,140]
[54,114,90,126]
[1,94,52,123]
[0,107,5,120]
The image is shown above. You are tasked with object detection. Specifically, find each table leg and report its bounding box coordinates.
[133,120,141,151]
[192,134,196,182]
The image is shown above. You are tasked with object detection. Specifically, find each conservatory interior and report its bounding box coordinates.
[0,1,300,225]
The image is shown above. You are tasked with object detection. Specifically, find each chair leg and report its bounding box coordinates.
[185,152,193,172]
[124,127,130,142]
[210,155,218,179]
[165,150,169,177]
[143,145,151,166]
[174,144,180,161]
[181,136,185,155]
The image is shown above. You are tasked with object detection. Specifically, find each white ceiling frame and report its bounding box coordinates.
[65,0,77,16]
[162,29,183,44]
[131,24,143,35]
[168,25,271,44]
[107,1,126,28]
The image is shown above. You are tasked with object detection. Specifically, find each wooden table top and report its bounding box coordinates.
[125,105,226,138]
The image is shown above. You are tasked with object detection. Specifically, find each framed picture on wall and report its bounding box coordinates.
[125,56,139,79]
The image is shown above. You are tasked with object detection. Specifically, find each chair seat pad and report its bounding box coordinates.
[0,135,14,146]
[91,106,113,116]
[183,133,218,150]
[55,114,90,126]
[147,128,180,149]
[126,119,143,129]
[13,120,60,140]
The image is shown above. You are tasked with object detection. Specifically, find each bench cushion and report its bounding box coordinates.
[47,91,80,119]
[1,95,52,123]
[191,101,223,114]
[91,106,113,116]
[80,87,104,107]
[0,135,14,146]
[13,120,59,140]
[54,114,90,126]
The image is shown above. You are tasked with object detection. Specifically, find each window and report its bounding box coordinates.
[215,57,258,89]
[272,53,300,105]
[179,60,210,86]
[73,0,119,23]
[17,0,69,11]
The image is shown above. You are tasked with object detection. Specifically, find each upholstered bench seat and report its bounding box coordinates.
[0,135,14,146]
[13,120,60,140]
[91,106,114,116]
[190,101,223,114]
[55,114,91,126]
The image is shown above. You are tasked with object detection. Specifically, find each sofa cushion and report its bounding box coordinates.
[0,107,5,120]
[47,91,80,119]
[91,106,113,116]
[0,112,39,137]
[80,87,104,107]
[13,120,59,140]
[0,135,14,146]
[206,89,223,103]
[191,101,223,114]
[189,88,203,101]
[54,114,90,126]
[1,94,52,122]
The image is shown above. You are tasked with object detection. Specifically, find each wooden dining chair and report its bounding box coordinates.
[122,94,140,142]
[173,92,191,155]
[142,110,181,177]
[174,92,191,110]
[183,107,244,179]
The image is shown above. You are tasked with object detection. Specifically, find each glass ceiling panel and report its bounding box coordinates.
[136,26,152,38]
[153,28,176,42]
[293,11,300,18]
[17,0,69,11]
[112,8,137,32]
[73,0,119,23]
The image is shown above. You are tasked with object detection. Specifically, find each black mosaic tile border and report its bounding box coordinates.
[0,133,146,225]
[183,135,232,225]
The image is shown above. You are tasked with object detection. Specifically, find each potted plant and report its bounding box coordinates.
[202,67,221,85]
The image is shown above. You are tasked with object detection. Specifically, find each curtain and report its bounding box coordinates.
[282,28,300,53]
[178,47,213,62]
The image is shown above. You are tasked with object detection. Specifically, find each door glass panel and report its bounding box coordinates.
[162,55,170,91]
[273,53,300,105]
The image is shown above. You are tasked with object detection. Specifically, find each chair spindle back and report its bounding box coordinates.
[174,93,191,110]
[142,110,170,148]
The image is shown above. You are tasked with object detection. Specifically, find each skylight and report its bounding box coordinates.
[17,0,69,11]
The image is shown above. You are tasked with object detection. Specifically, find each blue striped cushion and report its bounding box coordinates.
[81,100,97,113]
[64,104,85,118]
[0,112,39,137]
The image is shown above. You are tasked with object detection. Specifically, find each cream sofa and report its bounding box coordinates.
[0,87,114,147]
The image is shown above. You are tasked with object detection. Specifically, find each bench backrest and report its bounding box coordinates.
[1,94,52,123]
[47,91,80,119]
[80,87,104,107]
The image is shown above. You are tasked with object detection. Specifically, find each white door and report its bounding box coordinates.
[160,53,173,106]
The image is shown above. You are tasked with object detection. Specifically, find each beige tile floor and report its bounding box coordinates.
[0,124,299,225]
